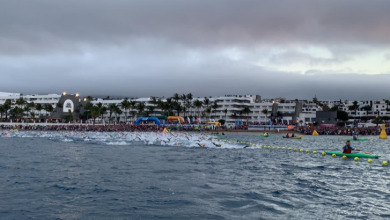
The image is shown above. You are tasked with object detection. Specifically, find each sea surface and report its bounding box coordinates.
[1,132,390,220]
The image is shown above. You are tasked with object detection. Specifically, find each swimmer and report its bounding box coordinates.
[196,143,206,147]
[212,142,222,147]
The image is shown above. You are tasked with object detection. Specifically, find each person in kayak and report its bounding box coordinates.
[291,133,295,137]
[263,132,268,137]
[285,133,290,138]
[343,140,360,153]
[353,134,358,140]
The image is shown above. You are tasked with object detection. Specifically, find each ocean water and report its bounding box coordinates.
[1,132,390,220]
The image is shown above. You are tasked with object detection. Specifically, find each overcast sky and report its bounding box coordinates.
[1,0,390,100]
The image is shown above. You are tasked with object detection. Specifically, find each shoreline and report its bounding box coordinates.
[0,129,376,136]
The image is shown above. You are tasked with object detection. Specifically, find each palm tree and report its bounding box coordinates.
[84,102,93,121]
[173,101,183,116]
[352,101,359,118]
[4,99,12,121]
[114,107,123,123]
[224,108,228,119]
[23,106,30,120]
[242,106,251,122]
[136,102,146,117]
[361,105,372,117]
[262,109,269,120]
[193,99,203,119]
[385,99,390,111]
[99,106,107,123]
[166,98,173,116]
[147,105,155,116]
[44,104,54,120]
[313,97,318,104]
[35,103,42,120]
[0,105,5,121]
[129,100,137,122]
[173,93,180,103]
[121,98,130,123]
[180,94,187,116]
[91,106,100,125]
[203,97,210,119]
[186,93,193,116]
[15,97,26,109]
[108,103,118,123]
[206,108,211,121]
[211,101,220,119]
[372,117,382,126]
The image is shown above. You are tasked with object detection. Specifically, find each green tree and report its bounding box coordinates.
[136,102,146,117]
[203,97,210,119]
[44,104,54,119]
[211,101,220,118]
[350,101,359,118]
[15,97,26,109]
[173,93,180,103]
[23,106,31,120]
[372,117,383,126]
[192,100,203,118]
[384,99,390,111]
[0,105,5,121]
[108,104,118,123]
[147,105,155,116]
[121,98,130,123]
[361,105,372,117]
[4,99,12,120]
[262,109,269,120]
[91,106,100,125]
[129,100,137,122]
[84,102,93,120]
[313,97,318,104]
[68,109,73,122]
[115,107,123,123]
[242,106,251,121]
[322,105,330,111]
[218,119,226,125]
[35,103,42,120]
[329,106,339,111]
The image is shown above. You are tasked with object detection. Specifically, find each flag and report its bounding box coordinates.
[269,119,273,127]
[178,118,181,124]
[287,119,289,125]
[162,119,165,126]
[187,117,191,124]
[193,117,195,122]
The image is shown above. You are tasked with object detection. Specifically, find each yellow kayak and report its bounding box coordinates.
[291,135,302,139]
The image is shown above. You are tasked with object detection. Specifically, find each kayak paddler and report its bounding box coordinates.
[343,140,360,153]
[263,132,268,137]
[353,134,358,140]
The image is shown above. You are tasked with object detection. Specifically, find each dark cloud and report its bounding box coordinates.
[0,0,389,99]
[1,0,390,53]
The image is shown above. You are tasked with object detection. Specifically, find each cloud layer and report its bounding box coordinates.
[1,0,389,99]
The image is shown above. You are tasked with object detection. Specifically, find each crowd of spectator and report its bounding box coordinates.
[295,126,389,135]
[0,124,244,132]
